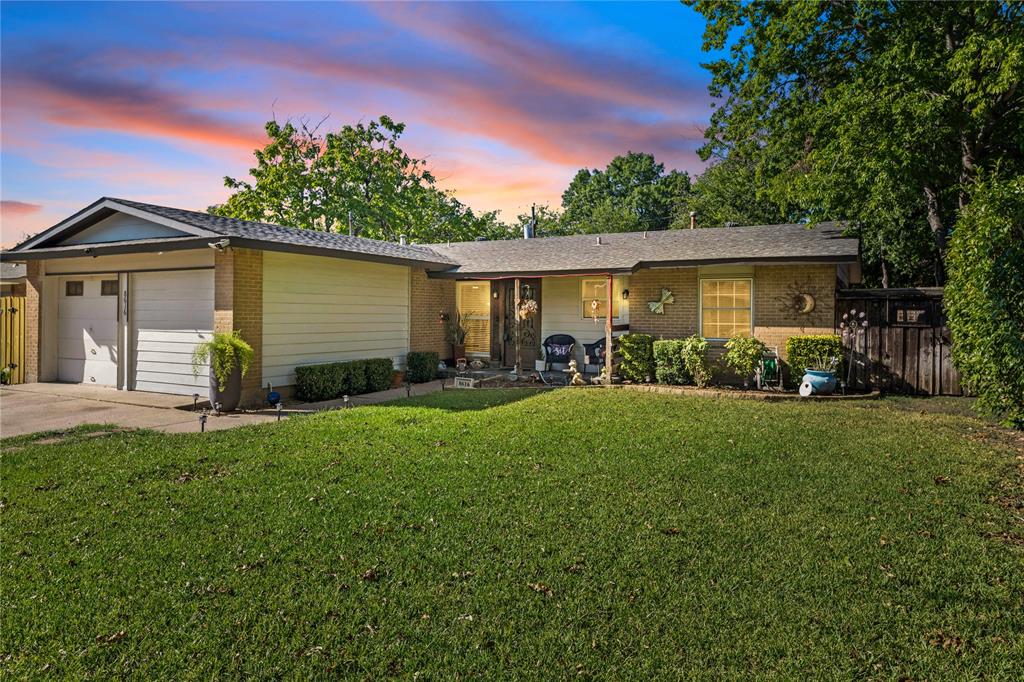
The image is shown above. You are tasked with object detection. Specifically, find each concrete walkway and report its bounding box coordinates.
[0,379,447,438]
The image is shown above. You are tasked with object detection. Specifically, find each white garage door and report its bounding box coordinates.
[131,270,214,395]
[58,276,119,386]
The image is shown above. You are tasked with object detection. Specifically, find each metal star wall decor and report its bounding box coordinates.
[648,288,674,315]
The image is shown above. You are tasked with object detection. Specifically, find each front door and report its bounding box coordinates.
[500,279,542,368]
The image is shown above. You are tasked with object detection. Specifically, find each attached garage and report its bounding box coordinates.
[130,270,214,395]
[9,197,457,404]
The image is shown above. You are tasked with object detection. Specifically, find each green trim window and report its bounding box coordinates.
[700,279,752,340]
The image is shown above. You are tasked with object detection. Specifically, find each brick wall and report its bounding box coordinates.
[410,269,454,359]
[752,264,836,357]
[214,248,263,403]
[23,261,42,383]
[628,264,837,360]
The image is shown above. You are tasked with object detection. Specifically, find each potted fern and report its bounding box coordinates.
[192,331,254,411]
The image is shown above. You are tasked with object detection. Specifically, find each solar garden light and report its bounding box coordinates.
[214,401,222,415]
[343,395,350,409]
[192,393,200,412]
[276,402,283,421]
[199,411,208,433]
[405,375,412,398]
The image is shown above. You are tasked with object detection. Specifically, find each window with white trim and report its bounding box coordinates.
[700,278,752,339]
[581,278,619,319]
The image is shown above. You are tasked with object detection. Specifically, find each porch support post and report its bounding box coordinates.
[605,274,613,384]
[514,277,521,376]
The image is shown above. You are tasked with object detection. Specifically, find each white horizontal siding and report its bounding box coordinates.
[262,252,410,387]
[541,275,629,366]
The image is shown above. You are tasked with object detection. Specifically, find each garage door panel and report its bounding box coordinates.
[58,358,118,386]
[58,276,118,386]
[132,270,214,396]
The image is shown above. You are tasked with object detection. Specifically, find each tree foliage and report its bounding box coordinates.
[686,1,1024,286]
[945,174,1024,428]
[672,155,791,228]
[560,152,691,233]
[212,116,504,244]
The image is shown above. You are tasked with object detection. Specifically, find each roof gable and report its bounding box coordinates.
[58,212,193,245]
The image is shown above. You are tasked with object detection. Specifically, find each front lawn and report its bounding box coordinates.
[2,390,1022,678]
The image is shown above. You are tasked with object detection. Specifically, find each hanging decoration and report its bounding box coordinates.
[647,288,674,315]
[517,299,538,321]
[590,298,600,324]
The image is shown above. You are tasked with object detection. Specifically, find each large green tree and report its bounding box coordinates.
[212,116,501,244]
[672,155,792,229]
[560,152,691,233]
[686,1,1024,286]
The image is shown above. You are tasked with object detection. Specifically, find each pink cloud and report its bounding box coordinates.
[0,200,42,217]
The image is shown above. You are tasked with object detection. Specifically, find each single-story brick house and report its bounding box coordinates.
[5,197,860,403]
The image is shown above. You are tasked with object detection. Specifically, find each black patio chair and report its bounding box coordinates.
[542,334,576,371]
[583,337,607,374]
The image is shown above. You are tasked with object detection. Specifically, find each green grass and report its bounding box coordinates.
[2,390,1022,679]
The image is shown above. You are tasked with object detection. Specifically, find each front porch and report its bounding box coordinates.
[452,274,631,378]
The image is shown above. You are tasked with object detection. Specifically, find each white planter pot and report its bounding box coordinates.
[535,360,546,371]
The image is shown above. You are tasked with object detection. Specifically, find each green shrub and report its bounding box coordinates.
[723,335,767,384]
[946,175,1024,428]
[406,351,439,383]
[191,331,254,391]
[785,335,843,384]
[294,358,394,402]
[680,335,713,388]
[618,333,655,382]
[362,358,395,393]
[653,339,687,385]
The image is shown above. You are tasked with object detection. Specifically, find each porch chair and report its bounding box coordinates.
[583,337,607,374]
[541,334,576,371]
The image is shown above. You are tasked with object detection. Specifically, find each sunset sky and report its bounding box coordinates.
[0,1,718,247]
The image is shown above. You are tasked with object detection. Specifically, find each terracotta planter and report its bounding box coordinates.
[210,364,242,412]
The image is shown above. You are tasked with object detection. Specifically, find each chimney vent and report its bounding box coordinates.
[523,221,534,239]
[399,234,407,245]
[689,211,697,230]
[596,235,603,245]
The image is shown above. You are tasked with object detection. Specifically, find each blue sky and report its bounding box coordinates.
[1,1,717,245]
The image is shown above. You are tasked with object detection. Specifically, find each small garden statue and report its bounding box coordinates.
[566,358,586,386]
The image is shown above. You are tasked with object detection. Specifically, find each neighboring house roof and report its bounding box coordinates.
[6,197,859,277]
[8,197,457,270]
[427,222,858,278]
[0,261,26,281]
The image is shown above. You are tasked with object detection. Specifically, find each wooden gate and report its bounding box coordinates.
[1,296,26,385]
[837,288,962,395]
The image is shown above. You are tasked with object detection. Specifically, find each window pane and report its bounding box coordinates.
[581,279,618,318]
[101,280,118,296]
[65,281,83,296]
[734,281,751,306]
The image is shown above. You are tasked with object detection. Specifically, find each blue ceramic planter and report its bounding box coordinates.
[801,369,837,396]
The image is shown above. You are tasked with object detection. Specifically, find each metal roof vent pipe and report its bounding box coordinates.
[689,211,697,229]
[524,204,537,239]
[399,234,407,245]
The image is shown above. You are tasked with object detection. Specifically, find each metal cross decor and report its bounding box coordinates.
[647,288,674,315]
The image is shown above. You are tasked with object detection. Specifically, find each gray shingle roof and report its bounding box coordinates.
[427,222,858,277]
[0,261,26,280]
[8,197,858,275]
[107,198,457,267]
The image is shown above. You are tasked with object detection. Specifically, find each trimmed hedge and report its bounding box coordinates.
[618,333,655,383]
[295,358,394,402]
[785,335,843,385]
[406,351,439,383]
[653,339,687,385]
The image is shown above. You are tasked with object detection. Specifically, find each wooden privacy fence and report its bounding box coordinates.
[1,296,26,385]
[837,288,962,396]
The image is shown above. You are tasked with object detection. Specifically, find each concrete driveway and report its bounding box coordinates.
[0,383,279,438]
